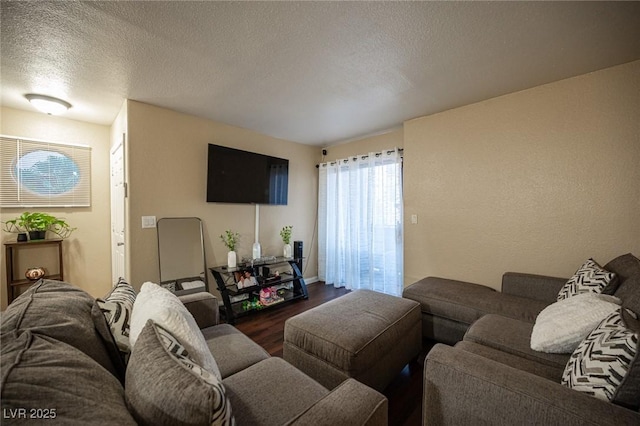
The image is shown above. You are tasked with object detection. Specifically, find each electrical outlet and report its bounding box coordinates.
[411,214,418,224]
[141,216,156,228]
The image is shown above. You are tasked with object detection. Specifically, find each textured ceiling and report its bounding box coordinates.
[1,1,639,146]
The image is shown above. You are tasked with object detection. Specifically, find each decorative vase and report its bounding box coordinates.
[227,251,237,268]
[25,267,46,281]
[252,242,261,260]
[17,233,28,242]
[283,243,292,258]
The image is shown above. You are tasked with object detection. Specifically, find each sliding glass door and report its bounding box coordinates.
[318,149,403,296]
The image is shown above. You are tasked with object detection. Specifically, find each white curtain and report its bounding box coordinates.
[318,148,403,296]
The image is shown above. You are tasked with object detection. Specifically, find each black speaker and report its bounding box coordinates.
[293,241,303,272]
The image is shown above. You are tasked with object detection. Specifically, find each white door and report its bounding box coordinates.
[110,136,126,284]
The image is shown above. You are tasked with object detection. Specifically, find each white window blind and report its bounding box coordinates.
[1,135,91,207]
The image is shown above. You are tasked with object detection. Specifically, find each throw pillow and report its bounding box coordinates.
[160,281,176,292]
[562,308,639,405]
[1,279,124,380]
[130,281,221,378]
[557,258,617,301]
[126,320,234,426]
[612,308,640,410]
[97,278,137,357]
[531,293,621,353]
[3,331,137,425]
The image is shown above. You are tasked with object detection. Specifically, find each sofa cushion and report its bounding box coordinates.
[179,291,220,329]
[607,253,640,315]
[455,341,564,382]
[464,314,570,369]
[530,293,621,353]
[223,357,329,426]
[562,308,638,409]
[130,282,220,379]
[605,253,640,282]
[201,324,270,379]
[557,258,617,301]
[404,277,547,325]
[125,321,234,425]
[0,330,136,425]
[97,278,136,358]
[0,279,125,381]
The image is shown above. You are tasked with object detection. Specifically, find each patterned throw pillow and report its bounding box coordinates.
[562,308,638,404]
[557,258,616,301]
[160,281,176,292]
[97,278,137,356]
[126,320,234,426]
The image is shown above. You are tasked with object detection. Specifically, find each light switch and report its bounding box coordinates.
[410,214,418,224]
[141,216,156,229]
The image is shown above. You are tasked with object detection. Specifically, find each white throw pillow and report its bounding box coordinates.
[130,282,221,378]
[530,293,621,353]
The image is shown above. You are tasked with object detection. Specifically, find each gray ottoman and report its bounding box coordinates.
[283,289,422,391]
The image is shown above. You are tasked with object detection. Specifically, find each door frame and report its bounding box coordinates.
[110,134,127,285]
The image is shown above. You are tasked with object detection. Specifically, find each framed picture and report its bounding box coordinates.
[234,268,258,289]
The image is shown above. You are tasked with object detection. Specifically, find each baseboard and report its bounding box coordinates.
[305,276,319,285]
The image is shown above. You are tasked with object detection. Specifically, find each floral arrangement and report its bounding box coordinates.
[280,225,293,245]
[220,230,240,251]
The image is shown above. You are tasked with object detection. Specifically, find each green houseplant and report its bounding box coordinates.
[280,225,293,257]
[280,225,293,245]
[220,230,240,267]
[220,230,240,252]
[2,212,76,241]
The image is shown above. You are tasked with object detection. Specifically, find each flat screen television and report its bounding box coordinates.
[206,144,289,205]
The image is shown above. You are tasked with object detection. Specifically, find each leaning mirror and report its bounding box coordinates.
[157,217,209,295]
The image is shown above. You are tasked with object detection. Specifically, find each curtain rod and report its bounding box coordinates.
[316,148,403,168]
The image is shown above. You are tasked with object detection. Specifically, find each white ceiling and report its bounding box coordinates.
[1,1,639,146]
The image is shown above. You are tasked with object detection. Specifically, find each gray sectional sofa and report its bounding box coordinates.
[403,253,640,425]
[1,279,387,425]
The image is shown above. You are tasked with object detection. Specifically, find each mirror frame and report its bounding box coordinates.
[157,217,209,294]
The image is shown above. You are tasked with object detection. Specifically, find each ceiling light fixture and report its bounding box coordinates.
[25,94,72,115]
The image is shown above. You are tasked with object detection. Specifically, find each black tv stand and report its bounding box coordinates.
[209,257,307,324]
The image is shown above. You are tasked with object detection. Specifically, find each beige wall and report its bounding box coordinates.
[4,59,636,307]
[403,60,640,290]
[126,101,319,292]
[323,127,404,162]
[1,107,112,309]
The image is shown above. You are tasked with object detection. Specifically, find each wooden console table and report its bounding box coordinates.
[4,239,63,304]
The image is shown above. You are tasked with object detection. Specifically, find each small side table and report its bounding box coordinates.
[4,239,64,304]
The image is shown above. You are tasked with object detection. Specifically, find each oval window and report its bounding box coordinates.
[14,150,80,195]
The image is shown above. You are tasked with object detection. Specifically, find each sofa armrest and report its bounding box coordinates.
[501,272,567,304]
[423,344,640,425]
[178,292,219,329]
[287,379,387,426]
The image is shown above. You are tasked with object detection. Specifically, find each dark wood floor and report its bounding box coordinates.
[232,282,433,426]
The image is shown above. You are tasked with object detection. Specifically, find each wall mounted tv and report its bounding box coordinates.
[206,144,289,205]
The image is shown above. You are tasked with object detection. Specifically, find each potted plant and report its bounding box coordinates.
[220,230,240,268]
[280,225,293,258]
[2,212,76,241]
